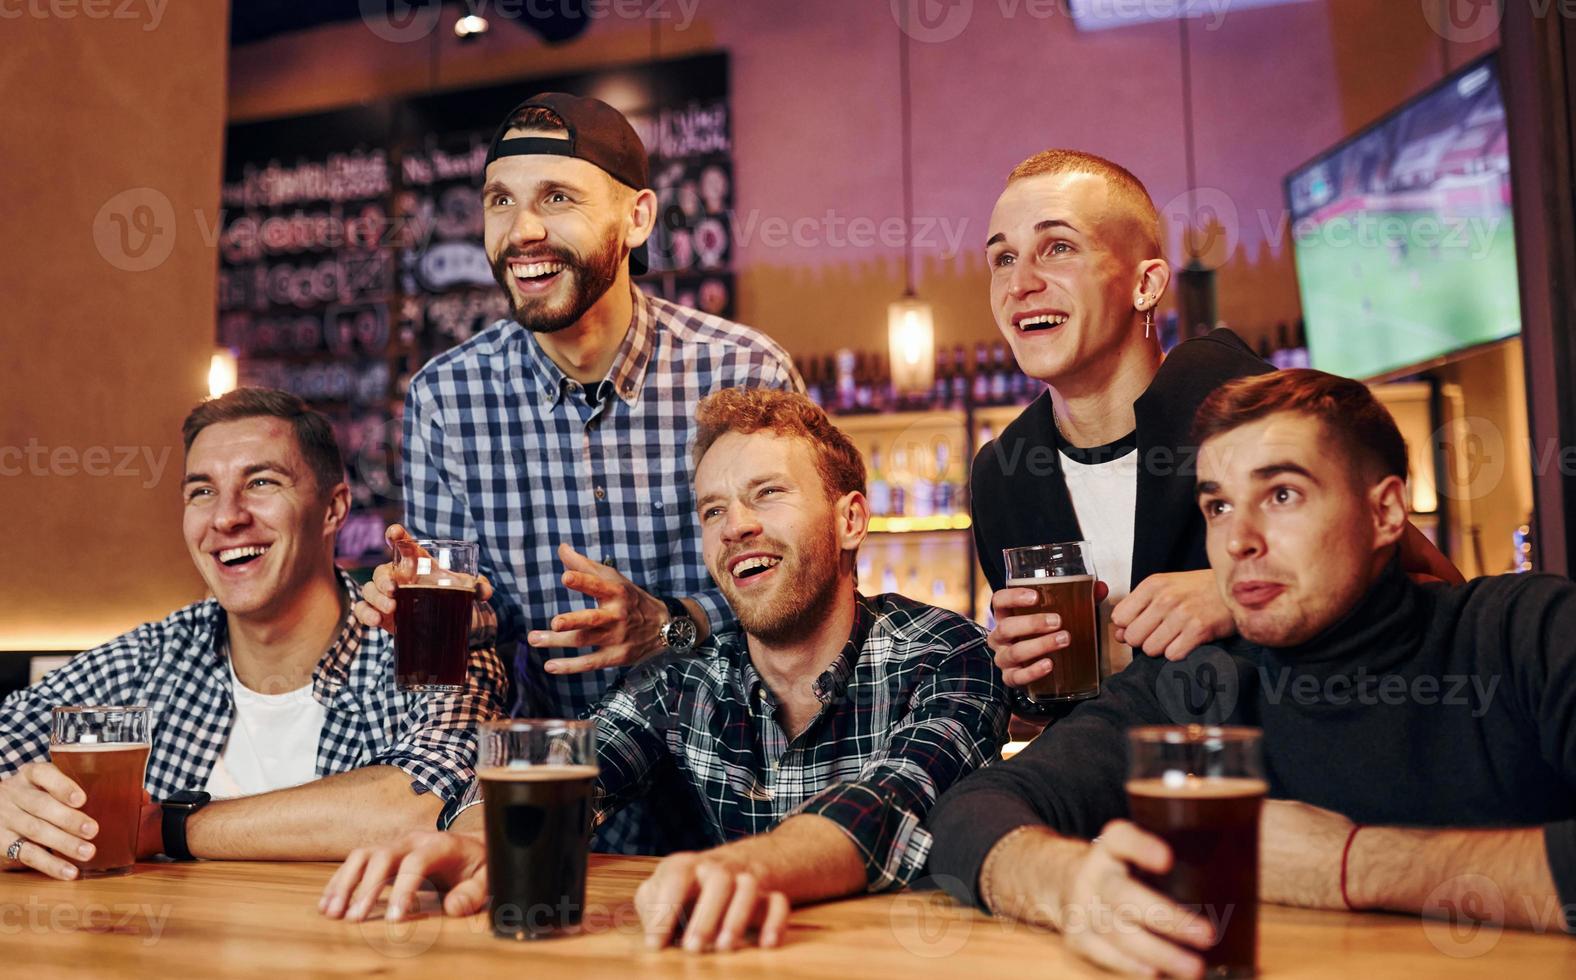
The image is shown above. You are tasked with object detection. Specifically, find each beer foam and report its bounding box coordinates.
[396,582,476,592]
[1126,776,1268,798]
[478,764,599,782]
[49,743,148,753]
[1007,575,1095,586]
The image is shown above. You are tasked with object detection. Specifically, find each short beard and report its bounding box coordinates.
[726,527,844,646]
[491,225,624,335]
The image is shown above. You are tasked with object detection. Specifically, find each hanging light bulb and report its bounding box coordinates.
[888,295,935,394]
[885,5,935,398]
[209,350,238,398]
[454,14,489,41]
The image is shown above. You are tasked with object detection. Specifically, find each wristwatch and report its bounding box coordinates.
[160,790,212,861]
[656,596,698,654]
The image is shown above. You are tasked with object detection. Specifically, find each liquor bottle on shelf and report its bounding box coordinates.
[931,346,952,412]
[853,352,873,413]
[931,576,950,612]
[1288,319,1311,368]
[889,444,909,517]
[834,349,857,414]
[868,446,891,517]
[989,341,1010,406]
[950,344,969,410]
[909,441,935,519]
[872,351,893,413]
[802,357,824,408]
[1008,346,1032,405]
[975,421,995,454]
[971,343,991,406]
[881,564,900,596]
[932,438,956,514]
[1270,322,1293,369]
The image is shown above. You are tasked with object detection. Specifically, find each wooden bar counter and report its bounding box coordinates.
[5,855,1572,977]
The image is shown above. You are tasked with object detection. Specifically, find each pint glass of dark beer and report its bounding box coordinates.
[49,706,151,877]
[392,538,480,693]
[477,719,598,940]
[1003,541,1100,703]
[1126,725,1266,979]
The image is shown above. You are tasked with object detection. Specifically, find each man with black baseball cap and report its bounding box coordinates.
[355,93,801,855]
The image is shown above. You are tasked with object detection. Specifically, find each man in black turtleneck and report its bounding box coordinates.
[928,369,1576,978]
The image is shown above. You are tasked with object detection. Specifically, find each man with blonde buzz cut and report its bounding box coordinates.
[322,389,1008,953]
[974,149,1458,720]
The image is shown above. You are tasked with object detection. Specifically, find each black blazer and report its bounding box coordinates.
[971,329,1273,594]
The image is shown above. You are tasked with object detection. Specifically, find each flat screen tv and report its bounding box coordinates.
[1285,55,1520,381]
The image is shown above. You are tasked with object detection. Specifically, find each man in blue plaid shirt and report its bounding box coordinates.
[324,389,1010,951]
[0,389,507,880]
[353,93,798,854]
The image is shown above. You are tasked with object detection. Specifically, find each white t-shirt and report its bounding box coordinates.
[1059,438,1139,677]
[206,652,327,799]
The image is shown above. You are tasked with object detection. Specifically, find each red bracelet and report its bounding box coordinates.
[1339,824,1363,912]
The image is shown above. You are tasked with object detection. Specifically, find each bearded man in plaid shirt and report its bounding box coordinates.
[324,389,1010,951]
[0,389,508,880]
[353,93,800,855]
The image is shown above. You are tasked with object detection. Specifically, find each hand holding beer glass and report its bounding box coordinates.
[478,719,598,940]
[1126,725,1267,979]
[387,537,483,693]
[1000,542,1102,703]
[47,706,151,877]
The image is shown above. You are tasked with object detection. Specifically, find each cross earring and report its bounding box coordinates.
[1141,304,1154,338]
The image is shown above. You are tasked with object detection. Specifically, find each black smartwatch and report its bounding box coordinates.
[656,596,698,654]
[160,790,212,861]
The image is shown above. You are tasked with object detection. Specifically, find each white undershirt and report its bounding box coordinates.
[206,651,327,800]
[1059,444,1139,677]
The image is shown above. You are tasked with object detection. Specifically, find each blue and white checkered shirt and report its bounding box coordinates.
[0,571,509,825]
[401,287,800,717]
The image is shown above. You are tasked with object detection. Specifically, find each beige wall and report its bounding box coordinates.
[0,4,229,649]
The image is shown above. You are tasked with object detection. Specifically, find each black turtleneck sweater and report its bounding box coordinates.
[927,562,1576,929]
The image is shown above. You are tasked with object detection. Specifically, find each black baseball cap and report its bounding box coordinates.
[486,92,651,274]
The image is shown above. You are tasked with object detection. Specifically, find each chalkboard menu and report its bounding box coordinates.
[217,54,732,565]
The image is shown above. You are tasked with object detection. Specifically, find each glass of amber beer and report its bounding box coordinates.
[1003,541,1100,703]
[392,538,480,692]
[477,719,598,940]
[1126,725,1266,979]
[49,706,151,877]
